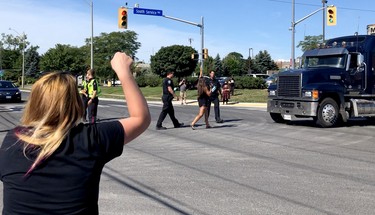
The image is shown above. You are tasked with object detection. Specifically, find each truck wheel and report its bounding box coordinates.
[316,98,340,128]
[270,113,285,123]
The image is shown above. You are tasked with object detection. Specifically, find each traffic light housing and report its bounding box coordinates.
[191,53,198,60]
[327,6,337,26]
[118,7,128,29]
[203,48,208,59]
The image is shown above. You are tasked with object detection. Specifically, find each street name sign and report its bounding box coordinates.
[133,8,163,16]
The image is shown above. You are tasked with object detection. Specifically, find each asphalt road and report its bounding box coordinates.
[1,94,375,215]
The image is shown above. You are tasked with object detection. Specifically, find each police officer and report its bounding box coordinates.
[207,70,224,123]
[79,77,88,122]
[86,69,101,123]
[156,71,184,130]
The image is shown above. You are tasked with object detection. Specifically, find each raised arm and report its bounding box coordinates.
[110,52,151,144]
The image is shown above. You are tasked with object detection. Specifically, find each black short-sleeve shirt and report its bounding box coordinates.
[0,121,125,215]
[162,77,174,96]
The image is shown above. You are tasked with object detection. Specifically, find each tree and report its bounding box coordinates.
[0,33,31,82]
[213,54,223,76]
[150,45,198,78]
[87,31,141,81]
[222,52,247,77]
[297,35,323,52]
[39,44,86,76]
[252,50,278,74]
[203,56,215,76]
[25,45,41,78]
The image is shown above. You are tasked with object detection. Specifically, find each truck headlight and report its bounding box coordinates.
[269,90,276,96]
[303,90,319,99]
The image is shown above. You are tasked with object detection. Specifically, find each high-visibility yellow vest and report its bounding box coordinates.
[87,79,101,98]
[80,80,87,94]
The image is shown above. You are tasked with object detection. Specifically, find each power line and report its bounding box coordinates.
[268,0,375,13]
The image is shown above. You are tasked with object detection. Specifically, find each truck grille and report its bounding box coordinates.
[277,75,301,97]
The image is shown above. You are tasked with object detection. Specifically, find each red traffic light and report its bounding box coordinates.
[118,7,128,29]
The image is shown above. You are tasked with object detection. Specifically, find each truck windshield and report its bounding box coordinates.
[303,54,346,69]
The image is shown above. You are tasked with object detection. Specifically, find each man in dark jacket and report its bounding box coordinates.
[207,70,224,123]
[156,71,184,130]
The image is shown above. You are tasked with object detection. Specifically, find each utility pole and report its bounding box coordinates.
[90,0,94,69]
[291,0,295,69]
[9,28,25,88]
[322,0,327,42]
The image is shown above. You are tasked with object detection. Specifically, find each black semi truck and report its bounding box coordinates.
[267,35,375,127]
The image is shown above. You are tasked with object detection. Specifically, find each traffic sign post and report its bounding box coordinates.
[133,8,163,16]
[132,6,204,76]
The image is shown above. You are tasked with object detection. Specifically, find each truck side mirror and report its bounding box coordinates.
[357,54,364,67]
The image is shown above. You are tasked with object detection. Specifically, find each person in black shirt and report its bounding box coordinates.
[0,52,151,214]
[207,70,224,123]
[156,71,184,130]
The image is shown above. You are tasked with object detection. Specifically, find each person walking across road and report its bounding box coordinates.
[0,52,151,214]
[179,78,187,105]
[229,77,235,96]
[207,70,224,123]
[156,71,184,130]
[86,69,101,123]
[191,77,211,130]
[222,81,230,105]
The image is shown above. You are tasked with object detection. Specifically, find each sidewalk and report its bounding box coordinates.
[21,88,267,108]
[165,99,266,108]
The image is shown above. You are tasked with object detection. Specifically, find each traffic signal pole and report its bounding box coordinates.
[290,3,326,69]
[162,15,204,77]
[128,4,205,76]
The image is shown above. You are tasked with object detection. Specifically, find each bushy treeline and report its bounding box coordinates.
[135,75,267,89]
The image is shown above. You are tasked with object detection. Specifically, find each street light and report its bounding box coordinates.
[9,28,25,88]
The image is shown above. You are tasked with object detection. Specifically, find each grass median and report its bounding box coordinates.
[100,86,268,103]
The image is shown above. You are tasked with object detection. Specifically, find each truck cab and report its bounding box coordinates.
[267,35,375,127]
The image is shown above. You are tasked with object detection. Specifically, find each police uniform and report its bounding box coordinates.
[87,78,100,123]
[207,77,223,123]
[156,76,182,129]
[80,80,88,121]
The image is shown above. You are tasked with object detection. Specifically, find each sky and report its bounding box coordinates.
[1,0,375,64]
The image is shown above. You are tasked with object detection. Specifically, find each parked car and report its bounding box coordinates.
[0,81,22,102]
[248,74,270,79]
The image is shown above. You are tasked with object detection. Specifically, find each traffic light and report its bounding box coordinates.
[327,6,337,26]
[203,48,208,59]
[118,7,128,29]
[191,53,198,60]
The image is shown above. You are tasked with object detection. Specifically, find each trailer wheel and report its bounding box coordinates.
[270,113,285,123]
[316,98,340,128]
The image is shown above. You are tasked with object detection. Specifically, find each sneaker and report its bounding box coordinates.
[191,125,196,130]
[174,122,184,128]
[156,126,167,130]
[216,119,224,123]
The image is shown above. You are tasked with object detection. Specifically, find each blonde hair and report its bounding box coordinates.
[18,72,84,174]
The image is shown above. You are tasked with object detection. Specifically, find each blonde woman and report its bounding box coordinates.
[0,52,150,214]
[191,77,212,129]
